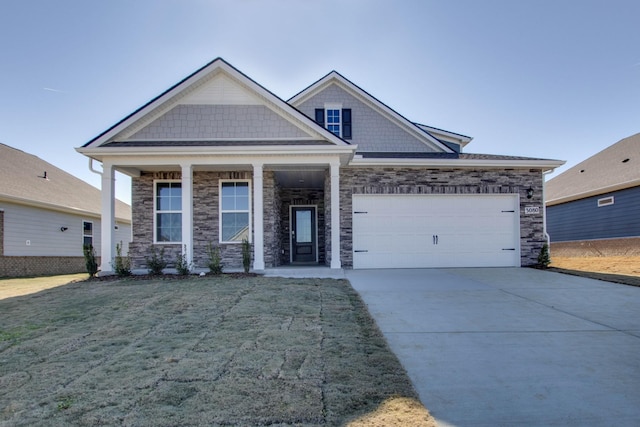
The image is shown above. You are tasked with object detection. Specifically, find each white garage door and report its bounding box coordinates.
[352,194,520,269]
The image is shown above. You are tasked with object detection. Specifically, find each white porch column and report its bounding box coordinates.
[181,163,194,269]
[252,162,265,271]
[100,162,115,274]
[330,161,341,269]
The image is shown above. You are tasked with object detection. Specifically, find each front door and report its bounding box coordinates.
[291,206,317,263]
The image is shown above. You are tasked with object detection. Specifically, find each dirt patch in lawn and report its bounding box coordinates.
[0,273,87,300]
[0,276,435,426]
[549,256,640,287]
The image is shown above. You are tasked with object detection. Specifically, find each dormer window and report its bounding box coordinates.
[326,108,341,136]
[314,105,352,139]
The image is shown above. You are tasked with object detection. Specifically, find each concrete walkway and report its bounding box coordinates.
[346,268,640,426]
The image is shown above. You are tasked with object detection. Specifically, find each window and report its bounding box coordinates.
[220,181,251,243]
[326,108,341,136]
[83,221,93,247]
[314,106,352,139]
[597,196,614,207]
[155,181,182,242]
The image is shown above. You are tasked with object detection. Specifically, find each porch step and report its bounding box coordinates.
[263,266,346,279]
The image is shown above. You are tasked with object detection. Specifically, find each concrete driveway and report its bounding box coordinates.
[346,268,640,426]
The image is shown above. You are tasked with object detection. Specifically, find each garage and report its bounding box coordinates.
[352,194,520,269]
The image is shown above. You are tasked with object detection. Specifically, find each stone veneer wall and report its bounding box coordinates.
[279,188,325,265]
[130,170,281,271]
[339,167,545,268]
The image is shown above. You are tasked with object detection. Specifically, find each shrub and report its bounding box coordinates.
[242,238,252,273]
[537,243,551,268]
[145,246,167,275]
[206,243,223,275]
[83,244,98,278]
[113,241,132,277]
[176,245,192,276]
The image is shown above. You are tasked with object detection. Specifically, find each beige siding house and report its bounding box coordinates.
[77,58,563,274]
[0,144,131,277]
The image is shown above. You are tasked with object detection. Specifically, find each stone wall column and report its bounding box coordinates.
[253,162,265,271]
[330,162,341,269]
[181,163,194,269]
[100,162,115,274]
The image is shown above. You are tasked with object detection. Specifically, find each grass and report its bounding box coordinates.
[0,275,434,426]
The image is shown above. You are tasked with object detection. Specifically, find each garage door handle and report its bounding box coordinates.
[354,250,368,253]
[502,248,516,251]
[433,235,439,245]
[354,211,368,214]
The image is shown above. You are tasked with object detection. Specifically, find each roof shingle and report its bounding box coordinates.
[0,144,131,221]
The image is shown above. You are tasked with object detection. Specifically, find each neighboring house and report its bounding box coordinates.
[76,58,563,273]
[546,132,640,256]
[0,144,132,277]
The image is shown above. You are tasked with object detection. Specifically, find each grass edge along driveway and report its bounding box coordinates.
[0,275,434,426]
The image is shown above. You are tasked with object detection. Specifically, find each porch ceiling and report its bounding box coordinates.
[275,170,325,189]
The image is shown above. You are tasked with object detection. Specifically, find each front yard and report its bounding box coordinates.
[0,275,433,426]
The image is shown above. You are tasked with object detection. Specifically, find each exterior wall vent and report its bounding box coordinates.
[597,196,614,207]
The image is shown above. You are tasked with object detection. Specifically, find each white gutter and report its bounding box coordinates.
[542,169,553,250]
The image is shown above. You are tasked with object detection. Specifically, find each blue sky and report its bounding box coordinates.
[1,0,639,204]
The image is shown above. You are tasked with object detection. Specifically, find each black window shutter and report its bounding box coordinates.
[315,109,325,126]
[342,108,352,139]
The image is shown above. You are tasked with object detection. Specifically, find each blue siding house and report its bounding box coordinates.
[546,132,640,255]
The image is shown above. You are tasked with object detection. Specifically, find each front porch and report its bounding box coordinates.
[98,155,345,275]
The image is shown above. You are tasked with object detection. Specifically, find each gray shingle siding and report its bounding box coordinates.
[296,84,435,152]
[547,186,640,242]
[129,105,308,140]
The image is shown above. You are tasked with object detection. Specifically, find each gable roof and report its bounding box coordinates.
[0,144,131,221]
[546,132,640,206]
[82,58,350,150]
[288,70,456,153]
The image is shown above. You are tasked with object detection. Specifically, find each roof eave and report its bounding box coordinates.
[0,194,131,223]
[350,157,565,170]
[546,178,640,206]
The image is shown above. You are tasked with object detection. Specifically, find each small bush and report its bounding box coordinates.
[83,244,98,278]
[145,246,167,275]
[176,245,192,276]
[242,238,252,273]
[113,241,132,277]
[206,243,223,275]
[538,243,551,268]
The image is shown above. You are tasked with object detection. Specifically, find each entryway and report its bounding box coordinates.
[290,206,317,263]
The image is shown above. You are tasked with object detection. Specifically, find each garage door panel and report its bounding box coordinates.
[352,194,520,269]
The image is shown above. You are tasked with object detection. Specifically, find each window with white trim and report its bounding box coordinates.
[326,108,341,136]
[314,104,352,139]
[597,196,614,207]
[155,181,182,242]
[220,180,251,243]
[83,221,93,247]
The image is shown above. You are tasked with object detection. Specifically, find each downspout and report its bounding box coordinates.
[542,169,553,251]
[89,158,102,176]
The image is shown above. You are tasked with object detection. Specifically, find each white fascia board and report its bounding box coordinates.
[76,146,357,168]
[77,144,356,158]
[415,124,473,146]
[546,178,640,206]
[350,157,566,170]
[0,195,131,223]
